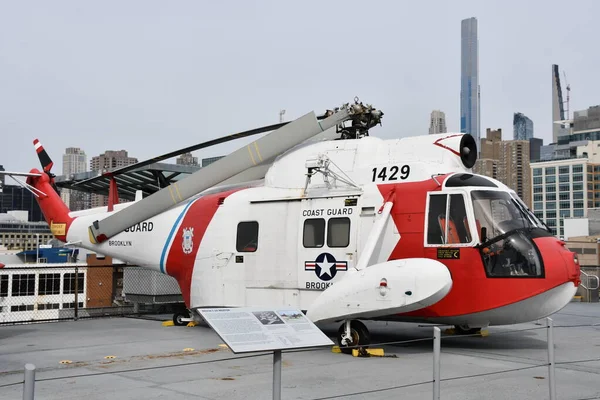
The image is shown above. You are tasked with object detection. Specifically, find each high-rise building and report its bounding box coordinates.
[61,147,89,211]
[499,140,531,208]
[513,112,534,140]
[428,110,447,135]
[551,64,566,144]
[479,128,502,159]
[460,17,480,153]
[176,152,199,166]
[529,138,543,162]
[572,105,600,133]
[0,164,5,188]
[531,160,589,238]
[531,104,600,237]
[473,129,502,179]
[90,150,138,208]
[474,128,532,207]
[539,105,600,161]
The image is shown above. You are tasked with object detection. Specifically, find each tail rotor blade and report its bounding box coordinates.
[33,139,54,173]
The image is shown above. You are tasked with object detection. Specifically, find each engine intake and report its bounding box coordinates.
[459,134,477,169]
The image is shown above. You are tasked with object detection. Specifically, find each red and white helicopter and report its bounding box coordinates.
[2,98,580,353]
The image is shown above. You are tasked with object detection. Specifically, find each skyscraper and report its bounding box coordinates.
[90,150,138,208]
[460,17,480,153]
[428,110,447,134]
[176,152,199,166]
[513,112,534,140]
[551,64,566,144]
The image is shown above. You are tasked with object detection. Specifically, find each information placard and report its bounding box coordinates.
[197,307,334,354]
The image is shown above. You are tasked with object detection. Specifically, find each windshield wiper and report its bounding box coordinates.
[476,227,533,250]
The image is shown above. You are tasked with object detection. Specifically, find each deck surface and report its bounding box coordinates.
[1,303,599,400]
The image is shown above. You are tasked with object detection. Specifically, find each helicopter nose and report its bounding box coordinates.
[532,237,580,286]
[554,239,581,286]
[561,243,581,286]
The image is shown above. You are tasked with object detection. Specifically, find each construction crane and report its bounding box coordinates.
[563,71,571,120]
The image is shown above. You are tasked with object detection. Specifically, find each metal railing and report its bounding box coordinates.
[12,317,600,400]
[580,270,599,291]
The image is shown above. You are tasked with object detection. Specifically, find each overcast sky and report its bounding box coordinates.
[1,0,599,174]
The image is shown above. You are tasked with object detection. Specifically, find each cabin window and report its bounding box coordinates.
[303,218,325,248]
[427,193,471,245]
[236,221,259,252]
[327,217,350,248]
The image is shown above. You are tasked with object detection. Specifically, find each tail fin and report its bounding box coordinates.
[26,139,75,241]
[32,138,60,195]
[33,139,54,173]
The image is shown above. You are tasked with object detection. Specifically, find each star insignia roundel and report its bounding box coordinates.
[304,252,348,282]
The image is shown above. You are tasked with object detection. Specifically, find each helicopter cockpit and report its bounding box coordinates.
[471,190,554,278]
[427,173,554,278]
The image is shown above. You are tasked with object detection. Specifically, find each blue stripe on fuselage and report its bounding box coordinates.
[160,199,195,274]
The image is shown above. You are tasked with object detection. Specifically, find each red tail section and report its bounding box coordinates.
[26,169,75,242]
[33,139,54,173]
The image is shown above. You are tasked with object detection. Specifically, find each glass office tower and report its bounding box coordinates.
[460,17,480,154]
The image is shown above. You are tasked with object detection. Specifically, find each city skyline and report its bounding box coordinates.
[1,1,599,174]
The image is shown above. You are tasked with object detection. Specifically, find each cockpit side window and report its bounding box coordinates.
[448,194,470,243]
[427,193,471,245]
[427,194,447,244]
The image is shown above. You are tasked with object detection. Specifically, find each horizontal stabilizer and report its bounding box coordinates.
[306,258,452,324]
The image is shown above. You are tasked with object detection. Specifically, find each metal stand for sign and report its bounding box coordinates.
[197,307,333,400]
[273,350,282,400]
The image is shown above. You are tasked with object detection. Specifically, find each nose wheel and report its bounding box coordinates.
[173,309,191,326]
[337,320,371,355]
[453,325,482,335]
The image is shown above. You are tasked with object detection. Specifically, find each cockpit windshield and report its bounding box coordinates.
[471,190,543,243]
[471,190,552,278]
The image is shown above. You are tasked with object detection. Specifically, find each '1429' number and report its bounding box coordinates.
[371,165,410,182]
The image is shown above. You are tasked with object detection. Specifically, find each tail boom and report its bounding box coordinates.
[26,169,74,242]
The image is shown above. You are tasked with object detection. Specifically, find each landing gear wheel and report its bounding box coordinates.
[173,310,190,326]
[454,325,480,335]
[337,320,371,355]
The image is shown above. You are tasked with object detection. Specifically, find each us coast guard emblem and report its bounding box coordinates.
[182,227,194,254]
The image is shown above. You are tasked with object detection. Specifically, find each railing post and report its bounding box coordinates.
[74,266,79,321]
[547,317,556,400]
[23,363,35,400]
[433,326,441,400]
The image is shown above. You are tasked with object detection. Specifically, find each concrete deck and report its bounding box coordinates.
[1,303,599,400]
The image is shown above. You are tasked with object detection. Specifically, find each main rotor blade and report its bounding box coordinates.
[73,121,290,188]
[88,108,351,244]
[215,124,345,186]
